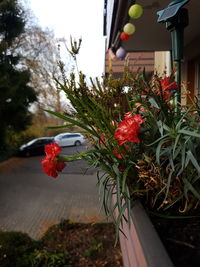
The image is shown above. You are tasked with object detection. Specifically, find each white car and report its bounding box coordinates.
[54,133,85,147]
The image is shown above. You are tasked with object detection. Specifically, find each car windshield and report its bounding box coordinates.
[26,138,51,146]
[26,139,38,146]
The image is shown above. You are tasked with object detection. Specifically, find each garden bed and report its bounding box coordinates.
[42,220,123,267]
[0,220,123,267]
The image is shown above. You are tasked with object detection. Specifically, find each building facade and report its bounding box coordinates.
[104,0,200,104]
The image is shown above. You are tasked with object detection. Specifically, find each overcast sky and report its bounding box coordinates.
[23,0,106,78]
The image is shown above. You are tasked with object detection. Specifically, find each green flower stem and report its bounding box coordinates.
[57,149,105,162]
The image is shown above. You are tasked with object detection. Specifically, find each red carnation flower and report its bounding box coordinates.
[42,155,66,178]
[42,142,66,178]
[124,111,133,119]
[45,142,62,156]
[161,77,178,92]
[114,114,145,146]
[131,114,145,125]
[158,77,178,101]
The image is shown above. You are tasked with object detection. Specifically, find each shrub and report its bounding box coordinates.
[0,231,39,267]
[29,249,71,267]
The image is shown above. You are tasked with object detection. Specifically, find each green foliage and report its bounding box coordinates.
[127,72,200,212]
[0,229,71,267]
[47,70,145,239]
[51,67,200,218]
[29,248,71,267]
[68,36,82,58]
[44,40,200,237]
[0,0,37,153]
[0,0,25,46]
[146,107,200,212]
[0,231,39,267]
[84,238,103,259]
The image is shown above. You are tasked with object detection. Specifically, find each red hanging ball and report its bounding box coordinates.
[120,32,131,41]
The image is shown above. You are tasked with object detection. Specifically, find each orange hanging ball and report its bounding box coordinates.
[120,32,131,41]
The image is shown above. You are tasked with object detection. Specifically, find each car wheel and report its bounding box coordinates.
[25,151,31,157]
[74,140,81,146]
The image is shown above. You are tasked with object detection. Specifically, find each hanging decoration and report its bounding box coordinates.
[116,47,127,60]
[120,32,131,41]
[109,2,143,61]
[123,23,135,35]
[128,4,143,19]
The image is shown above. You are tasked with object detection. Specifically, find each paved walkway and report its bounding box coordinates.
[0,148,106,239]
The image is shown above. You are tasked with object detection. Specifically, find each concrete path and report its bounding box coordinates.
[0,145,106,239]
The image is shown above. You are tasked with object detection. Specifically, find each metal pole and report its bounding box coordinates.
[176,59,181,104]
[171,26,183,106]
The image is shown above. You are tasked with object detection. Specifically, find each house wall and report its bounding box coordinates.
[151,36,200,105]
[183,35,200,104]
[154,51,171,76]
[105,51,154,78]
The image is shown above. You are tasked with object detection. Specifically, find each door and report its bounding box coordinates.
[60,135,71,146]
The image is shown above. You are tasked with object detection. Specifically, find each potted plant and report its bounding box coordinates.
[41,42,200,266]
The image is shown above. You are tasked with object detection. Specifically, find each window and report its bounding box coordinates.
[62,135,70,139]
[70,134,80,138]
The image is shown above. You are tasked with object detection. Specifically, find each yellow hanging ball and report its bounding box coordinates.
[128,4,143,19]
[123,23,135,35]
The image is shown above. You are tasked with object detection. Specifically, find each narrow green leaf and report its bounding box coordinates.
[179,129,200,138]
[157,120,163,136]
[177,144,186,176]
[46,124,74,129]
[115,203,128,246]
[58,149,107,162]
[44,109,97,136]
[175,109,190,130]
[156,139,166,165]
[173,146,182,161]
[125,186,131,228]
[101,176,112,216]
[186,150,200,173]
[116,175,122,211]
[183,178,200,199]
[122,165,132,193]
[163,194,184,210]
[162,123,171,132]
[164,169,174,201]
[147,134,170,146]
[173,134,180,158]
[149,97,160,109]
[184,157,190,170]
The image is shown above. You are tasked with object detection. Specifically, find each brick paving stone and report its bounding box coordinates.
[0,146,106,239]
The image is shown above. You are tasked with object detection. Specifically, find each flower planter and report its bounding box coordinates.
[118,201,174,267]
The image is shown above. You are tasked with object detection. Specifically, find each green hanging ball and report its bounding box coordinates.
[128,4,143,19]
[123,23,135,35]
